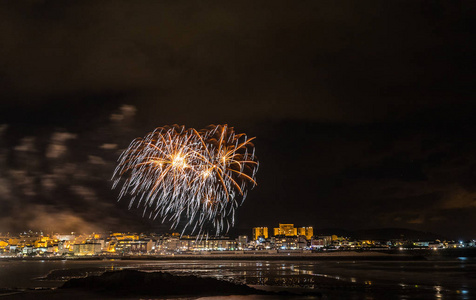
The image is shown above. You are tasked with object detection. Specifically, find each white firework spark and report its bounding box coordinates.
[112,124,258,236]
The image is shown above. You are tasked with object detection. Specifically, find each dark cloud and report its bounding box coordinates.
[1,1,474,123]
[0,105,153,234]
[0,1,475,238]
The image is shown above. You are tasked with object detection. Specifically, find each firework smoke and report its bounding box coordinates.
[112,124,258,236]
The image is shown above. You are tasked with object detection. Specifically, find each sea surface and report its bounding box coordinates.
[0,258,475,299]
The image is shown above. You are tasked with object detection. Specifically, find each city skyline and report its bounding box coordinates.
[2,224,474,259]
[0,223,469,242]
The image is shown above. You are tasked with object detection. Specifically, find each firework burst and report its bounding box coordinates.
[112,124,258,235]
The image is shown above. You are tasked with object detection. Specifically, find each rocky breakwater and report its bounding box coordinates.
[60,269,270,297]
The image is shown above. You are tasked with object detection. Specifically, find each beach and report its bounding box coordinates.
[1,253,475,299]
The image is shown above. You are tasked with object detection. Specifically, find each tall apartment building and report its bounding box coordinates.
[298,227,314,240]
[252,227,269,240]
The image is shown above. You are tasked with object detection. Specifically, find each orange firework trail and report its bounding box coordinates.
[112,124,258,235]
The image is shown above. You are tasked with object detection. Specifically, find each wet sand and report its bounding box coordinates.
[1,257,475,299]
[1,251,425,262]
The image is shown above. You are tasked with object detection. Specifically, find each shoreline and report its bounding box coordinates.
[2,248,475,261]
[1,252,425,261]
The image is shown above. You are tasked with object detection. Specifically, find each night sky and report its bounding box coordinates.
[1,1,475,238]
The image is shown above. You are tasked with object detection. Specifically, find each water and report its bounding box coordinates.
[0,258,475,299]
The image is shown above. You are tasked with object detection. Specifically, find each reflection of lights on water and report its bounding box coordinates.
[456,290,469,295]
[434,285,443,298]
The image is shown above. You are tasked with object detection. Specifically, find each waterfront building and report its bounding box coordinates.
[252,227,269,240]
[195,237,237,251]
[168,236,238,251]
[339,240,358,249]
[311,236,332,249]
[112,233,139,241]
[130,240,154,254]
[22,245,33,255]
[73,242,102,255]
[361,240,373,246]
[331,235,347,242]
[115,239,135,254]
[106,240,118,253]
[237,235,248,249]
[35,246,48,254]
[274,236,300,249]
[297,227,314,240]
[33,236,57,249]
[0,240,8,253]
[9,246,17,253]
[310,238,325,249]
[273,224,297,236]
[8,238,20,245]
[446,241,463,249]
[158,236,181,252]
[57,241,69,254]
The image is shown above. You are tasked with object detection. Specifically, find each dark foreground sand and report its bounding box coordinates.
[2,270,320,299]
[3,290,305,300]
